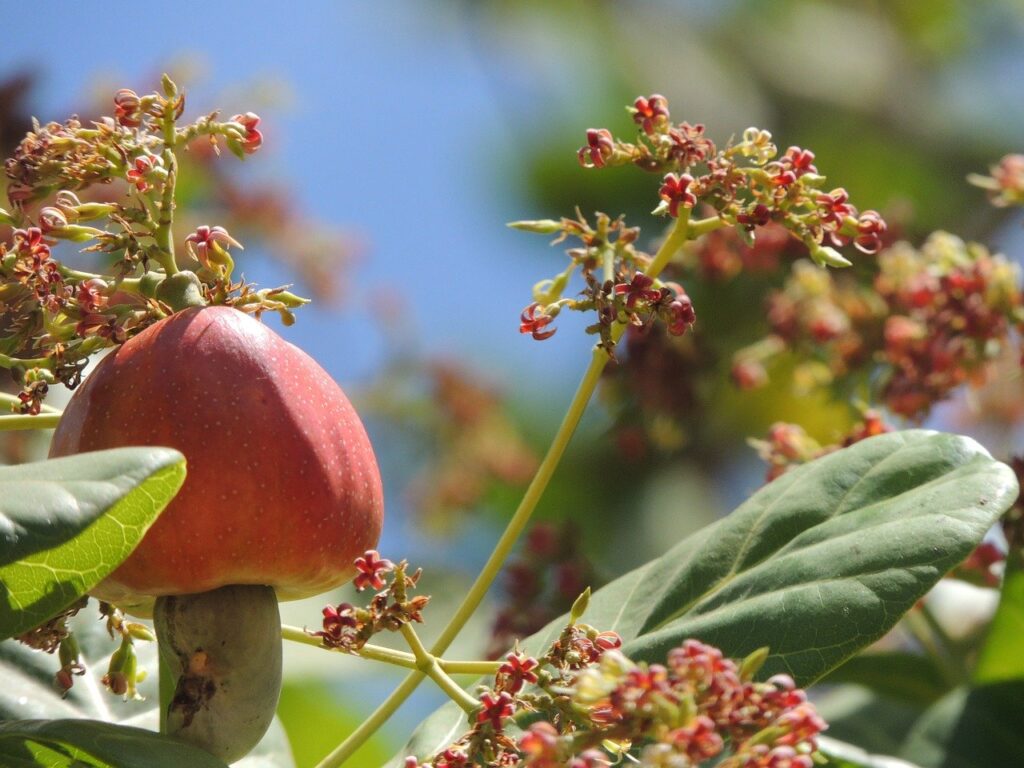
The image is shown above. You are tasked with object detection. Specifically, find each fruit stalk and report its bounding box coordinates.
[155,585,282,763]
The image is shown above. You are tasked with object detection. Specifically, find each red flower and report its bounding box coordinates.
[783,146,817,176]
[126,155,160,192]
[737,203,772,230]
[659,173,696,217]
[185,224,243,268]
[594,630,622,652]
[520,303,557,340]
[231,112,264,154]
[497,652,539,693]
[854,210,886,254]
[667,294,696,336]
[476,690,515,730]
[632,94,670,135]
[577,128,614,169]
[614,272,661,310]
[353,550,394,591]
[114,89,142,127]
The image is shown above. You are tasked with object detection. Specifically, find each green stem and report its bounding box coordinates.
[313,213,693,768]
[281,625,499,676]
[0,352,55,371]
[280,625,420,669]
[0,392,60,414]
[152,112,180,275]
[440,659,502,676]
[0,413,61,430]
[688,215,726,238]
[400,624,479,714]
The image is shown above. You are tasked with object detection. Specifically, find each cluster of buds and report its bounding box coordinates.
[97,601,154,701]
[408,630,827,768]
[488,522,597,659]
[576,94,886,267]
[968,154,1024,208]
[514,211,695,357]
[874,233,1023,418]
[406,610,625,768]
[732,232,1024,419]
[750,412,891,482]
[311,552,430,653]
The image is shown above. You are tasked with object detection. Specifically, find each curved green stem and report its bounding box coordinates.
[313,213,693,768]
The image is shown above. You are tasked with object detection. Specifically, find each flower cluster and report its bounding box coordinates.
[405,621,624,768]
[0,77,306,411]
[875,233,1023,418]
[407,633,827,768]
[488,522,597,660]
[732,232,1024,419]
[312,552,430,653]
[577,94,886,265]
[514,211,696,357]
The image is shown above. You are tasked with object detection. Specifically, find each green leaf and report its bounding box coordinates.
[823,652,950,706]
[0,448,186,641]
[972,560,1024,684]
[899,682,1024,767]
[525,431,1016,683]
[0,719,229,767]
[819,736,923,768]
[397,431,1016,762]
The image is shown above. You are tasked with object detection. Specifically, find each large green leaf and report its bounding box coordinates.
[899,682,1024,767]
[525,431,1015,682]
[0,719,229,768]
[0,609,295,767]
[397,431,1016,762]
[0,448,186,640]
[972,559,1024,684]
